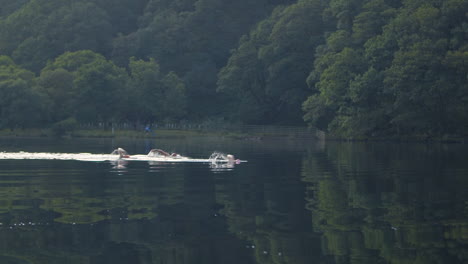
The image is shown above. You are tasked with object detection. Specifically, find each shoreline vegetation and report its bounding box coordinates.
[0,127,466,144]
[0,126,319,141]
[0,1,466,140]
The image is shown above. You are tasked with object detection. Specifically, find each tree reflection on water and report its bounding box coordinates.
[0,142,466,264]
[302,143,468,264]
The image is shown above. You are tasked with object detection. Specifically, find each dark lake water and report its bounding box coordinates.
[0,137,467,264]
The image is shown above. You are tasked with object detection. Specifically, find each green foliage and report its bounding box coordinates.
[218,0,325,124]
[161,71,187,120]
[51,117,78,136]
[127,57,187,123]
[0,0,29,17]
[303,0,468,137]
[41,50,128,123]
[352,0,396,44]
[37,68,75,122]
[0,0,465,136]
[0,56,46,129]
[113,0,290,119]
[0,0,113,71]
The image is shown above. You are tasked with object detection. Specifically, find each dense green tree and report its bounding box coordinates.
[0,56,47,128]
[127,57,187,123]
[0,0,465,135]
[218,0,325,124]
[302,0,400,136]
[37,68,75,123]
[302,0,468,137]
[382,0,468,135]
[41,50,128,123]
[304,48,369,134]
[113,0,296,119]
[93,0,148,35]
[0,0,29,17]
[0,0,113,71]
[352,0,398,44]
[161,71,187,120]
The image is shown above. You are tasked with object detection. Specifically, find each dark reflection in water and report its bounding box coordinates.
[0,138,466,264]
[302,143,468,264]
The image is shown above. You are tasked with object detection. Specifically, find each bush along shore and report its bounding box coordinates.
[0,125,466,144]
[0,124,320,140]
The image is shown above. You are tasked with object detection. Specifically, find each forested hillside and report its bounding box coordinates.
[0,0,466,137]
[302,0,468,137]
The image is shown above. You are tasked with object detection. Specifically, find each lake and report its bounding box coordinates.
[0,137,466,264]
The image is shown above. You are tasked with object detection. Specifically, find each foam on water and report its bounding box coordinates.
[0,151,244,163]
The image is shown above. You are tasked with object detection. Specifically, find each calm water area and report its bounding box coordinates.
[0,137,466,264]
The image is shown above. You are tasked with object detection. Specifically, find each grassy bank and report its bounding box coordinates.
[3,128,463,143]
[324,133,467,144]
[0,123,321,140]
[0,128,270,140]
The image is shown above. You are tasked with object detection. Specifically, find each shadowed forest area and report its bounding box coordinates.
[0,0,466,138]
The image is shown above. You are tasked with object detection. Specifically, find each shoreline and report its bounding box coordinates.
[0,128,466,144]
[324,134,467,144]
[0,128,291,141]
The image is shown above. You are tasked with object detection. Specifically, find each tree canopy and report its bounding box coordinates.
[0,0,466,137]
[303,0,468,137]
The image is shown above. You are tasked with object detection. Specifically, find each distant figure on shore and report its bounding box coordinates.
[145,125,151,134]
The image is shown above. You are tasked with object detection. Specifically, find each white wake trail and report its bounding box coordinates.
[0,151,243,163]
